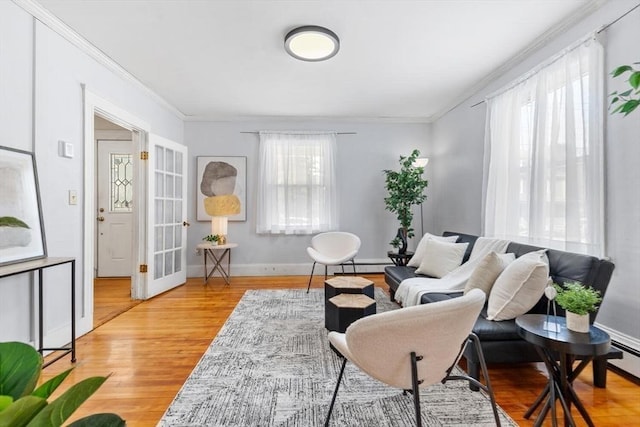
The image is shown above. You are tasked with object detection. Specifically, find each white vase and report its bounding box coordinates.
[566,311,590,333]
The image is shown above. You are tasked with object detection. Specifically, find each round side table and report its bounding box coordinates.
[387,250,414,266]
[516,314,610,427]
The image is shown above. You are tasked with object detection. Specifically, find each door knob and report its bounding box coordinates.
[97,216,105,222]
[183,221,191,227]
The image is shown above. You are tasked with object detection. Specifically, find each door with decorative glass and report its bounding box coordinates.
[146,134,188,298]
[97,140,133,277]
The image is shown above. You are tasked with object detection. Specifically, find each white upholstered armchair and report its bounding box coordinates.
[324,288,501,426]
[306,232,361,293]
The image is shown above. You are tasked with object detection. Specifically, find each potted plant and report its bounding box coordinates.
[0,341,124,426]
[553,281,602,333]
[383,149,428,253]
[202,234,220,245]
[609,62,639,116]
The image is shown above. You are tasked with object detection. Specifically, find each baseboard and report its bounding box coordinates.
[594,322,640,380]
[187,259,390,279]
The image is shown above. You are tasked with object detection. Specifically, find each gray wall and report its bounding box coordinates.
[185,120,433,277]
[0,2,183,344]
[430,0,640,371]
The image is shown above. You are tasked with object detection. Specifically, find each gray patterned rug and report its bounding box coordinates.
[160,288,516,426]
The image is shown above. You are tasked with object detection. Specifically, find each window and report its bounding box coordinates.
[257,132,337,234]
[484,37,604,256]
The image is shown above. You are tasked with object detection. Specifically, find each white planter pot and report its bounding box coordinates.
[565,311,590,333]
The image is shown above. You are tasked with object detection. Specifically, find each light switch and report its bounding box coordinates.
[69,190,78,205]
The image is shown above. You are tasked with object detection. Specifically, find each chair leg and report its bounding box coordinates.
[324,264,328,279]
[324,358,347,427]
[410,351,423,427]
[469,334,501,427]
[351,259,357,276]
[307,262,317,293]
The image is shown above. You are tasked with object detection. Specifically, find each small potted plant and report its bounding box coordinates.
[203,234,220,245]
[553,281,602,333]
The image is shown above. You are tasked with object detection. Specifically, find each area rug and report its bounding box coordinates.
[159,288,516,426]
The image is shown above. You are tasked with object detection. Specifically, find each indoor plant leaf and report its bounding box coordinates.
[0,395,47,427]
[630,71,640,89]
[67,413,126,427]
[0,342,42,400]
[611,64,632,77]
[0,395,13,412]
[27,376,108,427]
[31,369,73,400]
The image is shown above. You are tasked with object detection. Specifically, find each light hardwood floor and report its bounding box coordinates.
[42,275,639,426]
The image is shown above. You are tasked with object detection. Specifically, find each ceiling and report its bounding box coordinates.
[35,0,599,122]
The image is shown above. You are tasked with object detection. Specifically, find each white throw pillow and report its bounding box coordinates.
[407,233,459,268]
[463,252,516,295]
[415,239,469,278]
[487,250,550,321]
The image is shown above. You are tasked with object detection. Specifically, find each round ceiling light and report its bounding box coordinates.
[284,26,340,62]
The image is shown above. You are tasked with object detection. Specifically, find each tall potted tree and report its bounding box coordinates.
[383,149,429,254]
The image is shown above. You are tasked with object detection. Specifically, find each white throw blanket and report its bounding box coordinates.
[394,237,510,306]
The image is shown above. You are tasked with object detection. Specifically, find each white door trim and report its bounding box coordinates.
[82,87,150,337]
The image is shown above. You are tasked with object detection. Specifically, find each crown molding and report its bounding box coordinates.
[13,0,185,121]
[183,114,432,124]
[430,0,608,122]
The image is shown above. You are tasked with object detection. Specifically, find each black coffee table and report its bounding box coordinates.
[516,314,611,427]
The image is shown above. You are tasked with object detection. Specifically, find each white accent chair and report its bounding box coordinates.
[324,288,501,427]
[306,232,361,293]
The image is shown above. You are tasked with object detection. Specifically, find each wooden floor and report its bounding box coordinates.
[93,277,141,327]
[42,274,639,426]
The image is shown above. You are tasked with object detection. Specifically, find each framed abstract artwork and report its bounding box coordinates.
[196,156,247,221]
[0,146,47,266]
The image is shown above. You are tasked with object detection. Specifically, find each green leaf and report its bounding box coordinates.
[630,71,640,90]
[0,395,13,411]
[27,376,108,427]
[0,396,47,427]
[0,342,42,400]
[611,65,633,77]
[0,217,30,229]
[32,369,73,400]
[622,100,640,116]
[618,89,633,97]
[67,413,126,427]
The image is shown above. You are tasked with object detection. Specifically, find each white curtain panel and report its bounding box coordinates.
[257,131,338,234]
[484,37,604,256]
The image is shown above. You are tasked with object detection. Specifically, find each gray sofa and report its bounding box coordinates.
[384,231,622,388]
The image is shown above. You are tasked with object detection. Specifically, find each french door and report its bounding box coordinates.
[146,134,188,298]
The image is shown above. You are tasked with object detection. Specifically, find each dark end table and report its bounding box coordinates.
[387,250,414,266]
[516,314,611,427]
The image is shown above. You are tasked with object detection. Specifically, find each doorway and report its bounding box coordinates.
[94,115,139,325]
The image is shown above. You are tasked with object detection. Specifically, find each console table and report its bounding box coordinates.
[197,243,238,285]
[516,314,611,427]
[0,257,76,367]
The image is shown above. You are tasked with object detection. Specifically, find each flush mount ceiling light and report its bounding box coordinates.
[284,25,340,62]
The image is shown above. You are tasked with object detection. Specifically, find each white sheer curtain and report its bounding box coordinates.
[257,131,338,234]
[484,36,604,256]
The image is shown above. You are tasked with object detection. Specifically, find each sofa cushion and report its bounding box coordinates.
[415,239,469,278]
[407,232,459,268]
[420,291,463,304]
[487,250,550,321]
[464,251,515,296]
[472,310,522,341]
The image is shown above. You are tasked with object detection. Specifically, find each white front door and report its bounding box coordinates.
[146,134,188,298]
[97,140,133,277]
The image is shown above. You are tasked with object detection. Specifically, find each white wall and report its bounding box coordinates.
[430,0,640,370]
[185,120,432,277]
[0,1,184,346]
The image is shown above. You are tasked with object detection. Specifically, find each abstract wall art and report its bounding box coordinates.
[196,156,247,221]
[0,146,47,266]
